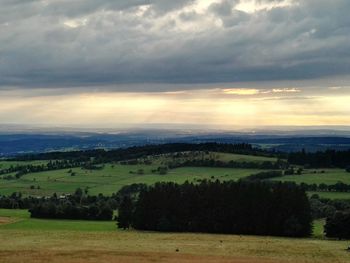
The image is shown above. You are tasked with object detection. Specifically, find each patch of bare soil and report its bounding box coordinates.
[0,217,15,225]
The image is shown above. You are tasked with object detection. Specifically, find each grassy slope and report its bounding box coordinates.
[0,165,263,196]
[0,152,271,196]
[308,191,350,199]
[0,209,349,263]
[273,169,350,185]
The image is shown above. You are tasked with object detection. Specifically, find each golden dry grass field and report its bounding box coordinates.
[0,210,350,263]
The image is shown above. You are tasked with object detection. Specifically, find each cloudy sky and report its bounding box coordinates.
[0,0,349,129]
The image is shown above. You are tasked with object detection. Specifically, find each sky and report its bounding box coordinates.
[0,0,349,129]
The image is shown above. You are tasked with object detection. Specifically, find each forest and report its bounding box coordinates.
[118,180,312,237]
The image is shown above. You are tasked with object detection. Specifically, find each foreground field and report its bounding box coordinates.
[0,209,349,263]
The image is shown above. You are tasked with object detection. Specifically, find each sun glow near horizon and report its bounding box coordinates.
[0,87,349,128]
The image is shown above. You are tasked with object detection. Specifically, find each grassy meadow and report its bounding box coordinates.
[271,168,350,199]
[0,152,271,196]
[272,169,350,185]
[1,209,350,263]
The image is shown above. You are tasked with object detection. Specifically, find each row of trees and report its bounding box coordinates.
[30,201,113,220]
[166,159,286,170]
[28,188,116,220]
[0,160,84,180]
[0,188,120,220]
[288,149,350,168]
[13,143,274,163]
[300,182,350,193]
[244,171,283,180]
[118,180,312,237]
[0,192,40,209]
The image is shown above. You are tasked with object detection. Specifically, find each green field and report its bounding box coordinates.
[0,209,116,232]
[270,168,350,199]
[272,169,350,185]
[308,191,350,199]
[0,152,271,196]
[140,151,277,165]
[0,164,263,196]
[0,209,349,263]
[1,154,350,199]
[312,219,326,239]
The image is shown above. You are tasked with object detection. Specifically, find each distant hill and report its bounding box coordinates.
[1,129,350,156]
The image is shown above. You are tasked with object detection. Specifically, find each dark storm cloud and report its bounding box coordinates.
[0,0,350,90]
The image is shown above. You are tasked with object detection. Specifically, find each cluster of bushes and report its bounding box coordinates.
[0,192,40,209]
[113,184,147,201]
[155,166,168,175]
[310,195,350,240]
[309,195,350,219]
[118,180,312,237]
[325,211,350,239]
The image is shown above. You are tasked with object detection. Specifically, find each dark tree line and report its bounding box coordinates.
[244,171,283,180]
[0,160,85,180]
[0,192,41,209]
[0,188,118,220]
[288,149,350,168]
[0,184,151,219]
[118,180,312,237]
[30,201,113,220]
[300,182,350,193]
[29,189,115,220]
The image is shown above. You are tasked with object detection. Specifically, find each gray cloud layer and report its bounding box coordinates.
[0,0,350,89]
